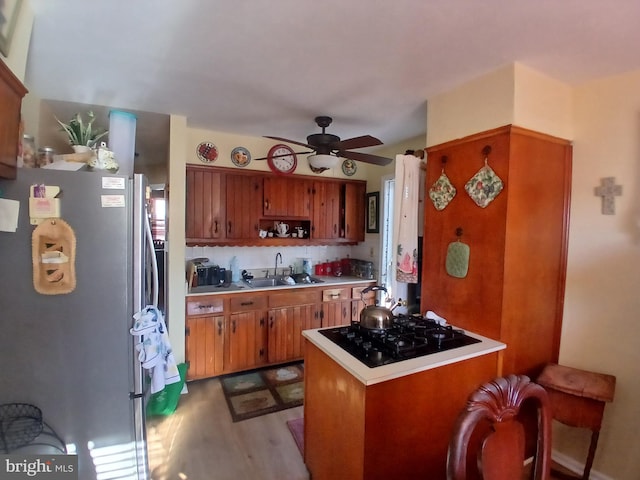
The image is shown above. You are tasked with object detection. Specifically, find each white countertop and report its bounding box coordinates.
[302,326,506,386]
[187,275,374,296]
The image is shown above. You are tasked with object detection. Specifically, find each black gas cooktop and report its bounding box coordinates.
[319,315,481,368]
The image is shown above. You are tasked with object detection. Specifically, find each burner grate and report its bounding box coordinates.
[319,315,481,368]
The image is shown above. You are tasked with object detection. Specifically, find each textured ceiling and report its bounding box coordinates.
[25,0,640,167]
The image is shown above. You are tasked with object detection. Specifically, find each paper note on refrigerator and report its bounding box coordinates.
[0,198,20,232]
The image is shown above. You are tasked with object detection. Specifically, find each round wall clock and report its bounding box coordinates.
[267,144,297,174]
[196,142,218,163]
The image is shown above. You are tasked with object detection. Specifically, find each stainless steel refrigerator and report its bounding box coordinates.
[0,168,158,479]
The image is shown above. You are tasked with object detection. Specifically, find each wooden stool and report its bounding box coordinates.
[537,363,616,480]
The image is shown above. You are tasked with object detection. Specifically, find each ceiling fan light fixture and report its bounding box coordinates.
[308,153,338,169]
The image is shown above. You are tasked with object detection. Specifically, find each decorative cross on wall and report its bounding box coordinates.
[594,177,623,215]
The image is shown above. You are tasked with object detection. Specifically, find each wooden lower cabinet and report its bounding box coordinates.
[227,310,267,372]
[351,286,375,322]
[184,281,375,379]
[185,315,225,381]
[304,342,501,480]
[321,287,351,327]
[227,295,268,372]
[267,304,320,364]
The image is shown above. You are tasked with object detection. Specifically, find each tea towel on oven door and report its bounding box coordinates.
[394,154,421,283]
[131,306,181,394]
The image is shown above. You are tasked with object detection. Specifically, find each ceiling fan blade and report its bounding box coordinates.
[254,150,312,161]
[338,150,393,166]
[334,135,383,151]
[264,136,314,149]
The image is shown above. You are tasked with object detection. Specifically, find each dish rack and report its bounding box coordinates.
[0,403,66,453]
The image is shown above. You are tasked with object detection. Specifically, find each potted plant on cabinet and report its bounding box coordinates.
[55,111,109,153]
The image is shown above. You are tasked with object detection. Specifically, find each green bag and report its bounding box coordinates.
[146,363,187,417]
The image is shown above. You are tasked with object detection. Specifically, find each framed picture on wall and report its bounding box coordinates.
[366,192,380,233]
[0,0,22,56]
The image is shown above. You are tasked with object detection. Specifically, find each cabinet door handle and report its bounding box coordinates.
[342,307,347,318]
[227,221,232,235]
[217,320,223,336]
[232,320,236,333]
[329,293,340,298]
[333,224,337,234]
[240,301,254,306]
[213,220,219,234]
[264,199,270,210]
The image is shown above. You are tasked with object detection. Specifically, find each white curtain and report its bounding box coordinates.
[393,154,421,283]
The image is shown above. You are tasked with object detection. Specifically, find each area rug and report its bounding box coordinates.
[220,363,304,422]
[286,417,304,456]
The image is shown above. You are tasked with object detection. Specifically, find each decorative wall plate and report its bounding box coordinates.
[231,146,251,167]
[341,159,357,176]
[196,142,218,163]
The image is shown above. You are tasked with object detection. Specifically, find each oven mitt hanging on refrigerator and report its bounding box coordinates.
[446,240,470,278]
[32,218,76,295]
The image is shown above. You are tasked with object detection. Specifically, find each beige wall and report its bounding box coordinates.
[556,70,640,480]
[426,62,573,146]
[427,63,637,480]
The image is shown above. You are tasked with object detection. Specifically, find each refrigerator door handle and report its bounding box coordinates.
[144,210,159,307]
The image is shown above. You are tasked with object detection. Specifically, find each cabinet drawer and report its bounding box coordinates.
[352,285,376,301]
[269,289,321,308]
[322,287,350,302]
[186,297,224,316]
[230,295,268,312]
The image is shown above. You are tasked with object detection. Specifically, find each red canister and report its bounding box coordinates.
[315,263,325,276]
[341,258,351,276]
[332,260,342,276]
[324,260,332,276]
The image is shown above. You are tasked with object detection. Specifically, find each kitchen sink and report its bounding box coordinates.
[244,277,289,288]
[243,275,324,288]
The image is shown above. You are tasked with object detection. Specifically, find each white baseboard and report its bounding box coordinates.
[552,449,614,480]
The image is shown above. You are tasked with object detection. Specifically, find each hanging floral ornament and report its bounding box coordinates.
[429,155,456,210]
[465,145,504,208]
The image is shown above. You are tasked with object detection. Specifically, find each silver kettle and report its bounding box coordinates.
[358,285,400,330]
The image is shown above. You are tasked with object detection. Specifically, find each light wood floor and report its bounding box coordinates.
[147,376,579,480]
[146,377,309,480]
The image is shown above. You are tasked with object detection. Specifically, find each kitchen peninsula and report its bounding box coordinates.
[302,326,505,480]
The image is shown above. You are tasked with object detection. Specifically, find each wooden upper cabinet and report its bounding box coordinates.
[344,182,365,242]
[185,166,366,245]
[226,173,262,239]
[312,180,341,240]
[0,59,28,179]
[263,176,312,218]
[186,165,225,242]
[420,125,572,378]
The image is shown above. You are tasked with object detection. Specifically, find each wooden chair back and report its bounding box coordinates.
[446,374,552,480]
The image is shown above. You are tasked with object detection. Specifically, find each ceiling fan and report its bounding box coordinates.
[256,116,393,173]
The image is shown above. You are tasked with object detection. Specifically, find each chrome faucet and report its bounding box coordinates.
[275,252,282,277]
